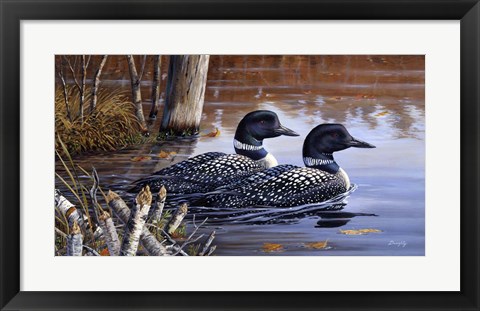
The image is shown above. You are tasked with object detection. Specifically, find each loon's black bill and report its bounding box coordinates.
[274,125,300,136]
[349,137,376,148]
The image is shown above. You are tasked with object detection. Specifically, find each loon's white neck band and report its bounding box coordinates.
[257,153,278,168]
[233,139,263,151]
[303,157,335,166]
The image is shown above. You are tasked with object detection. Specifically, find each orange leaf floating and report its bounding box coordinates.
[203,128,221,137]
[304,241,329,249]
[374,111,389,117]
[131,156,152,162]
[262,243,284,253]
[339,228,382,235]
[355,94,376,100]
[100,248,110,256]
[158,151,169,158]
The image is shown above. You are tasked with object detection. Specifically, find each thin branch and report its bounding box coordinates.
[63,56,81,92]
[171,216,208,256]
[83,245,100,256]
[138,55,147,81]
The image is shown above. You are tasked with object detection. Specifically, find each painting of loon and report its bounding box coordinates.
[55,55,425,256]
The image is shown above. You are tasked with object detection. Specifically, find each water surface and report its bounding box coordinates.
[56,55,425,256]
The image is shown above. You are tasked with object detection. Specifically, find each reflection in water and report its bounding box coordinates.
[56,55,425,256]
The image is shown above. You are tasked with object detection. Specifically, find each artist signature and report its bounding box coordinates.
[388,240,407,248]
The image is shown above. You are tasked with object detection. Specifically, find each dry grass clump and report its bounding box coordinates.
[55,87,141,156]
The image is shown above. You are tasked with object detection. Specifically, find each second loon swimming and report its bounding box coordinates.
[130,110,299,194]
[196,124,375,208]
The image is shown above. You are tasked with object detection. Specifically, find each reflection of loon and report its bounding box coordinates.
[198,124,375,208]
[129,110,298,194]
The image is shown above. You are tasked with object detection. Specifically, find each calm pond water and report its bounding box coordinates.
[56,55,425,256]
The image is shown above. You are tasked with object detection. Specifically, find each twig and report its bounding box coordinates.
[206,245,217,256]
[89,167,102,223]
[198,230,216,256]
[138,55,147,81]
[161,230,189,256]
[55,227,68,238]
[83,245,100,256]
[171,216,208,256]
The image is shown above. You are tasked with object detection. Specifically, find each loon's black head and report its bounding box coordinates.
[235,110,299,143]
[234,110,299,163]
[303,124,375,173]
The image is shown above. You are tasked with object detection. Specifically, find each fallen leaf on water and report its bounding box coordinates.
[374,111,389,117]
[262,243,284,253]
[158,151,169,158]
[169,151,177,155]
[339,228,382,235]
[203,128,221,137]
[328,96,342,101]
[100,249,110,256]
[355,94,376,100]
[131,156,152,162]
[304,241,328,249]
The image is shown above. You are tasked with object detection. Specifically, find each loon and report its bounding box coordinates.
[129,110,299,194]
[197,123,375,208]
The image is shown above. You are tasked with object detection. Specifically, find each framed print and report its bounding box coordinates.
[1,0,479,310]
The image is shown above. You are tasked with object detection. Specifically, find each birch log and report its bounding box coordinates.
[160,55,210,136]
[206,245,216,256]
[149,185,166,223]
[120,186,152,256]
[198,230,216,256]
[55,189,84,228]
[107,190,169,256]
[66,221,83,256]
[149,55,161,119]
[89,55,108,113]
[98,210,120,256]
[126,55,147,129]
[167,203,188,235]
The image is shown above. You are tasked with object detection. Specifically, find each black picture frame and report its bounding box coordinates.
[1,0,479,310]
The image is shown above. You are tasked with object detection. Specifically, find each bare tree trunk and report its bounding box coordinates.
[149,55,161,119]
[126,55,147,130]
[160,55,210,136]
[89,55,108,113]
[56,59,72,121]
[79,55,87,123]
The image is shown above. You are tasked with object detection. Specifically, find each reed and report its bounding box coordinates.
[55,86,141,156]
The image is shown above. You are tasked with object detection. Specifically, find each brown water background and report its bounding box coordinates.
[56,55,425,256]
